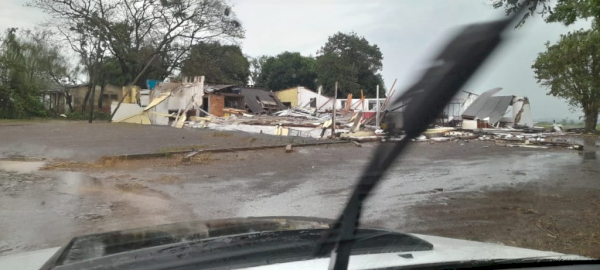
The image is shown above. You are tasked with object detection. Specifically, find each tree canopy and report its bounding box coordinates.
[0,29,72,118]
[493,0,600,27]
[256,52,317,90]
[248,55,268,86]
[181,42,250,85]
[495,0,600,131]
[533,29,600,132]
[29,0,245,87]
[316,31,385,97]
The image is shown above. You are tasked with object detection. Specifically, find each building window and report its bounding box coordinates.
[341,101,347,109]
[103,94,118,101]
[368,101,377,111]
[309,98,316,108]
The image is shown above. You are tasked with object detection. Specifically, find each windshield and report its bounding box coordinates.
[1,0,599,269]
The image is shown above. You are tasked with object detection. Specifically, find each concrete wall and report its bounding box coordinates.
[275,86,338,111]
[164,77,204,111]
[337,98,385,112]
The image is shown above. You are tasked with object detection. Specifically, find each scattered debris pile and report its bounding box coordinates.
[410,127,585,151]
[109,79,588,151]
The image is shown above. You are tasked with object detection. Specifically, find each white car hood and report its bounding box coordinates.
[0,234,584,270]
[245,234,584,270]
[0,247,60,270]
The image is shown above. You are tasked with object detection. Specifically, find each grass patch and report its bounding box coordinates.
[536,121,600,132]
[211,131,233,137]
[64,111,111,121]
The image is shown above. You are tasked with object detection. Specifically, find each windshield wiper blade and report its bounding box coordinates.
[313,11,526,270]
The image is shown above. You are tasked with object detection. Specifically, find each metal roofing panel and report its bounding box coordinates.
[462,95,512,124]
[205,84,235,91]
[461,87,503,119]
[241,88,285,114]
[486,96,513,124]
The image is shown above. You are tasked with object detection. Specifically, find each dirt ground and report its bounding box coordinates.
[0,121,599,259]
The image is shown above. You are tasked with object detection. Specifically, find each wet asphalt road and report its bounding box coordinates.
[0,121,317,161]
[1,138,597,256]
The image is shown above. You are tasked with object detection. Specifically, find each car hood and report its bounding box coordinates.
[242,234,585,270]
[0,217,585,270]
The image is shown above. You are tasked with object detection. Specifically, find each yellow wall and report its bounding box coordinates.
[69,84,123,108]
[275,87,298,107]
[122,85,141,103]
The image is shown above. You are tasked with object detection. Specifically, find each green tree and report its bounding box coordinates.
[248,55,268,86]
[533,29,600,132]
[29,0,245,87]
[0,29,71,118]
[316,32,385,97]
[493,0,600,27]
[257,52,317,90]
[181,42,250,85]
[495,0,600,131]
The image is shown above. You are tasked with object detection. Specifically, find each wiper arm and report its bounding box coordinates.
[313,11,526,270]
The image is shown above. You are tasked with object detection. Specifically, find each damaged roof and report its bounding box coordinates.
[462,87,514,124]
[205,84,235,91]
[240,87,285,114]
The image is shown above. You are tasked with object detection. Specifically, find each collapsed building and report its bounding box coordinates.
[460,88,533,129]
[109,79,542,144]
[111,76,288,126]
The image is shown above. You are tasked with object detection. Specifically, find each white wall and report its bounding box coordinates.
[512,97,534,127]
[296,87,338,111]
[337,98,385,112]
[157,77,204,112]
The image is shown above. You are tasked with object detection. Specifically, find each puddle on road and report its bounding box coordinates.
[0,160,45,173]
[57,172,102,195]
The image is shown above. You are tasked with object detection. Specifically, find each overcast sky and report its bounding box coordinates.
[2,0,591,121]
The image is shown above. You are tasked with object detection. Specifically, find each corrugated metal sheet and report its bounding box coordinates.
[241,88,285,114]
[461,88,502,117]
[205,84,235,91]
[462,96,512,125]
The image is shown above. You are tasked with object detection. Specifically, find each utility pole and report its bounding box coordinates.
[331,81,337,138]
[88,85,95,123]
[376,85,380,127]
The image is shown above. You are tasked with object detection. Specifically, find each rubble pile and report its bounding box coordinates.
[410,127,585,151]
[108,77,590,150]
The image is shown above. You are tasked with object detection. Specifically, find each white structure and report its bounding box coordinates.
[275,86,340,111]
[111,77,205,126]
[462,88,534,128]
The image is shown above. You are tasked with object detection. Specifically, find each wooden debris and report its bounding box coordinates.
[223,107,246,116]
[181,151,200,162]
